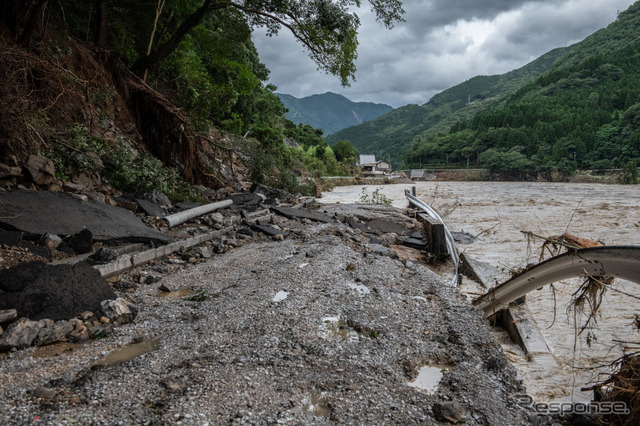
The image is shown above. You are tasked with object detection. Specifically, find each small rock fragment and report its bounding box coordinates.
[0,309,18,323]
[32,386,57,400]
[42,233,62,250]
[433,401,464,423]
[88,247,118,263]
[100,298,138,325]
[34,320,74,346]
[0,318,40,350]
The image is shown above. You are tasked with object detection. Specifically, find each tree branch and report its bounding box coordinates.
[131,0,227,75]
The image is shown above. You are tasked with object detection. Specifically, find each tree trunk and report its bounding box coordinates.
[142,0,166,82]
[131,0,217,76]
[19,0,49,46]
[95,0,108,46]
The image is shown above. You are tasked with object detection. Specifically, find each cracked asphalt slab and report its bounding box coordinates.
[0,211,528,424]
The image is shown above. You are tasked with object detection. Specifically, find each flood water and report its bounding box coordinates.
[320,181,639,404]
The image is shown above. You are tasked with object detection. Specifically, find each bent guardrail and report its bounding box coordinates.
[405,190,461,286]
[473,246,640,317]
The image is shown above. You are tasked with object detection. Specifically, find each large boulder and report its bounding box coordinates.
[0,261,116,321]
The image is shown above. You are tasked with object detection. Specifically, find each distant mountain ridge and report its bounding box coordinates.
[276,92,393,136]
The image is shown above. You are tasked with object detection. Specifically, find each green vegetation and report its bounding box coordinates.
[358,187,392,205]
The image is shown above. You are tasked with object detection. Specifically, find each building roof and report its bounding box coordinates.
[359,155,376,165]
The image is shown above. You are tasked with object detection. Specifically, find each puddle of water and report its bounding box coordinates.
[157,289,195,298]
[319,316,360,340]
[93,339,160,366]
[306,392,331,418]
[32,342,86,359]
[407,365,451,394]
[347,282,370,296]
[272,290,289,302]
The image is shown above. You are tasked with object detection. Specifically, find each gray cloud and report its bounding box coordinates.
[252,0,635,108]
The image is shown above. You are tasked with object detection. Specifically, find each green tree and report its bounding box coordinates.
[127,0,404,85]
[332,139,358,162]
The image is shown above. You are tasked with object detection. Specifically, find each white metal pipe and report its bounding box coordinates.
[163,199,233,228]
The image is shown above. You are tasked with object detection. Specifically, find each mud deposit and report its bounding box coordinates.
[320,181,639,404]
[0,213,527,424]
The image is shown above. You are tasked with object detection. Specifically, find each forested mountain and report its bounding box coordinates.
[407,2,640,176]
[325,47,567,168]
[277,92,393,136]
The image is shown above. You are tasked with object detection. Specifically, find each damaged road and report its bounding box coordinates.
[0,195,529,424]
[0,190,170,245]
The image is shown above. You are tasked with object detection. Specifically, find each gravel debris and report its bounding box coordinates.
[0,204,529,424]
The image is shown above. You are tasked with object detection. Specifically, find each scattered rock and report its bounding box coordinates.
[65,229,93,254]
[140,191,171,207]
[42,233,62,250]
[366,244,399,259]
[487,356,507,371]
[0,318,41,350]
[161,379,188,393]
[88,247,118,263]
[100,298,138,325]
[62,181,86,194]
[33,319,75,346]
[0,163,22,179]
[32,386,57,400]
[25,155,56,186]
[72,171,100,190]
[158,283,179,293]
[0,309,17,323]
[68,319,89,342]
[433,401,464,423]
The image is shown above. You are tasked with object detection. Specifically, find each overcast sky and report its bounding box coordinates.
[252,0,636,108]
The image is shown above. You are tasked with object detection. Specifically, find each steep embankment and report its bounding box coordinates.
[0,33,244,199]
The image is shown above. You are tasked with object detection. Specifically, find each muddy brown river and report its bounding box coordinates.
[321,181,639,404]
